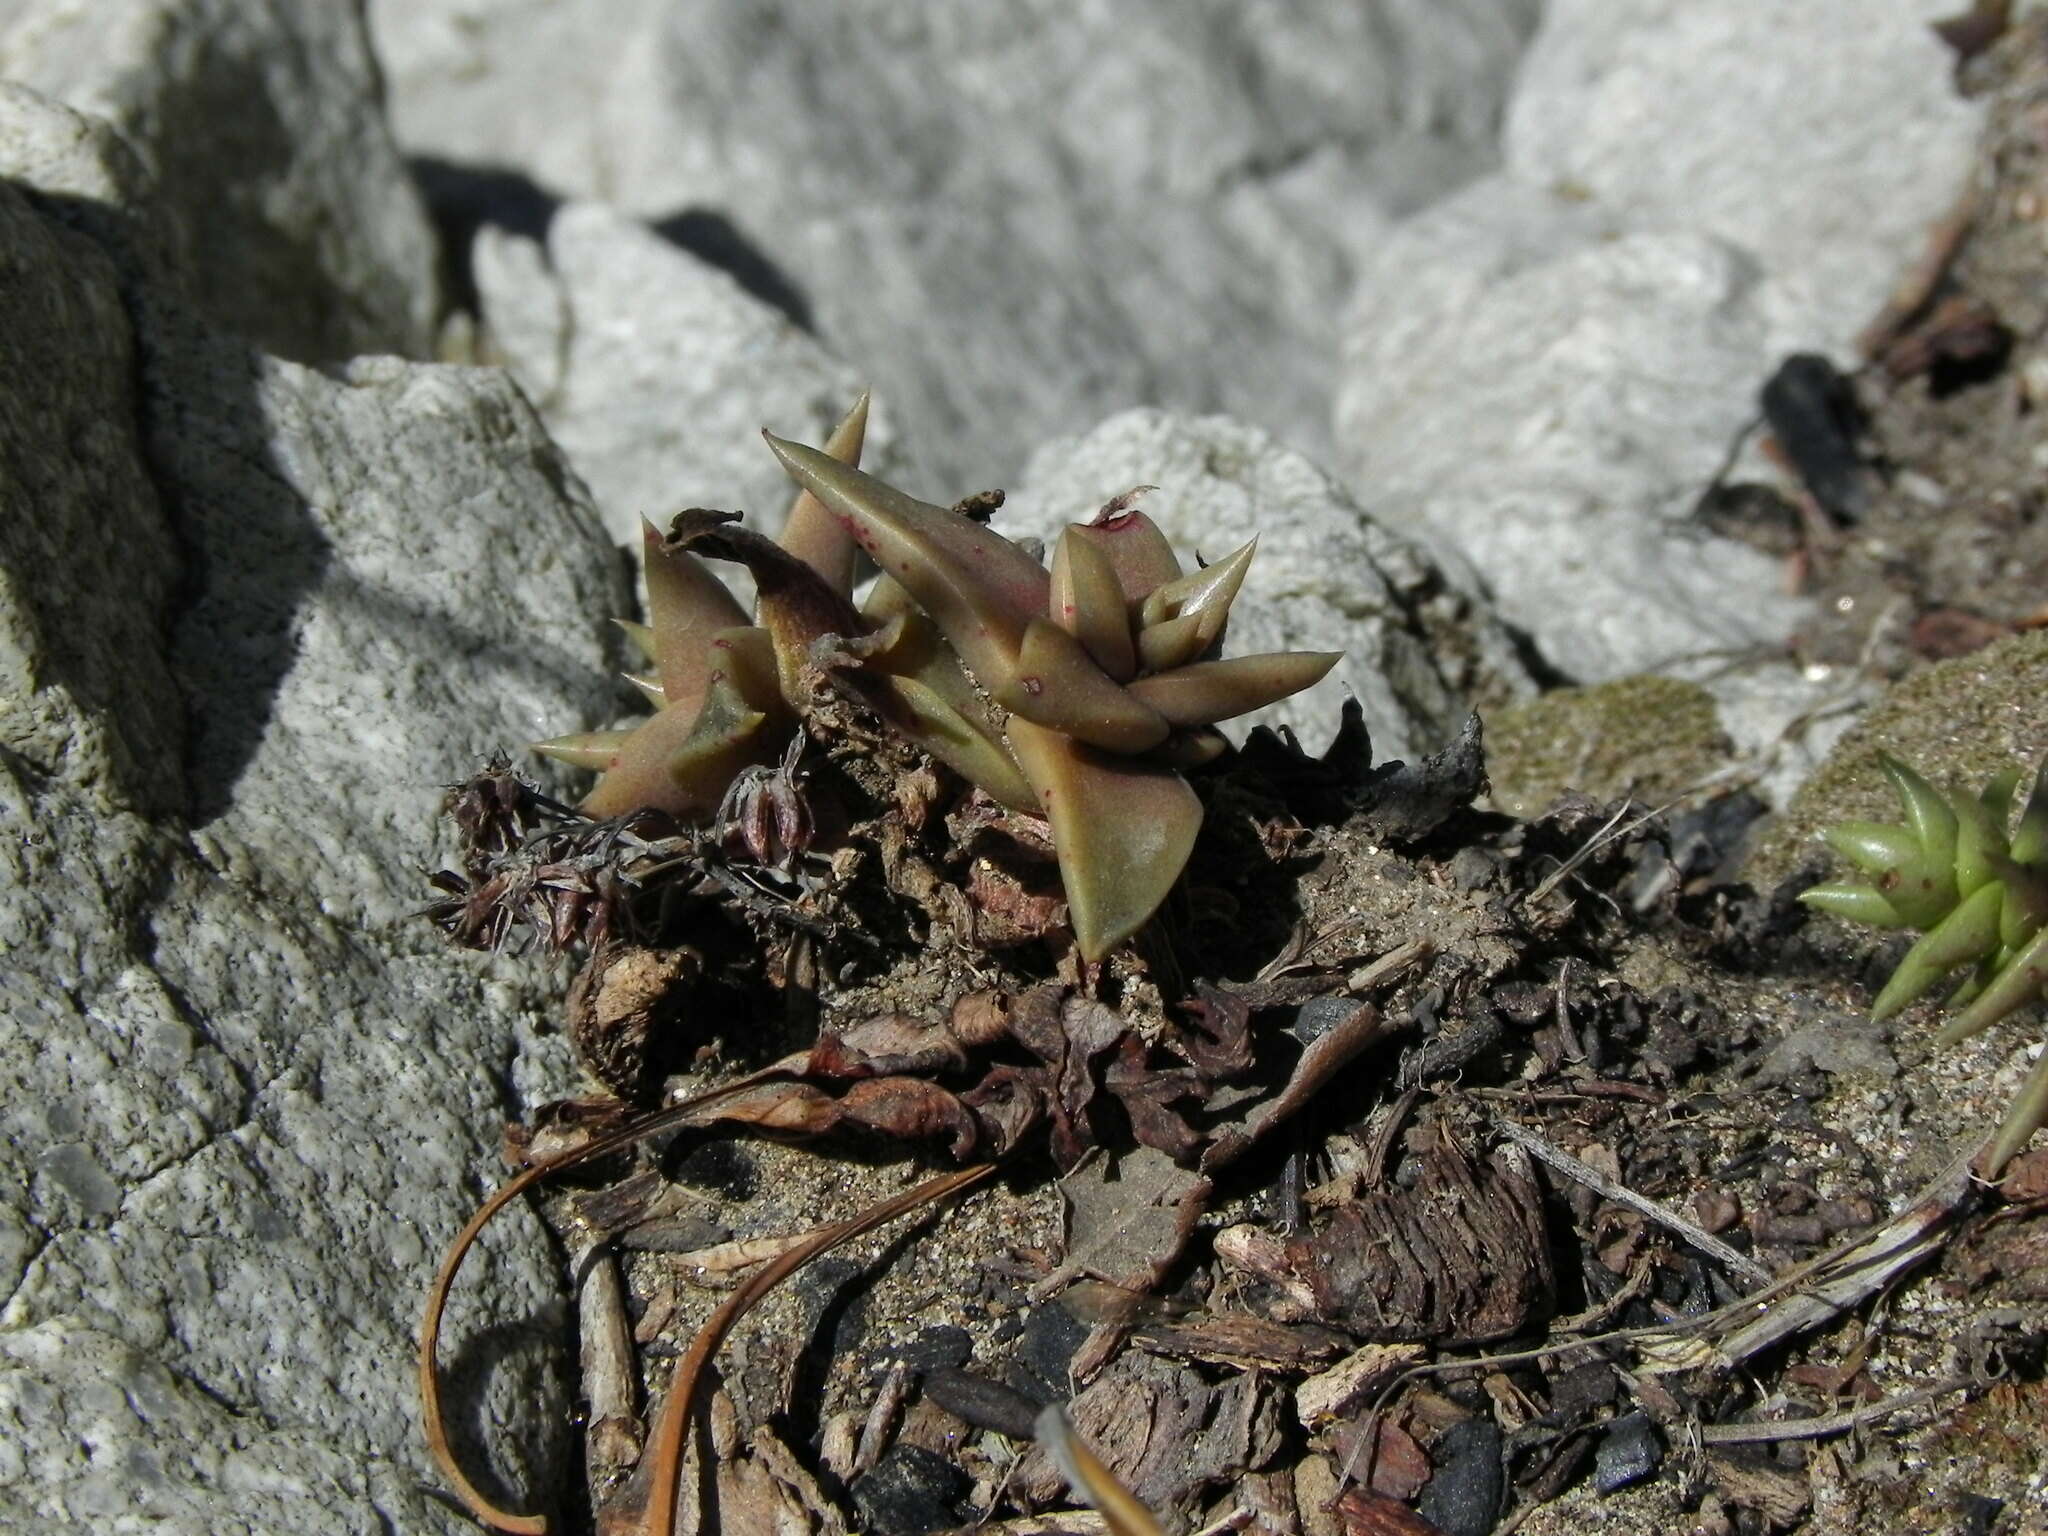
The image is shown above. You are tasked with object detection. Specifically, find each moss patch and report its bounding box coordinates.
[1482,674,1730,819]
[1749,629,2048,888]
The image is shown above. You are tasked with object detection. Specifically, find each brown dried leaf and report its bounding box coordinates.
[1202,1002,1393,1172]
[1038,1144,1212,1297]
[1334,1489,1445,1536]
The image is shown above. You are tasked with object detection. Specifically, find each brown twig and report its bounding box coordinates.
[635,1161,999,1536]
[1491,1115,1775,1287]
[1695,1376,1973,1445]
[418,1068,793,1534]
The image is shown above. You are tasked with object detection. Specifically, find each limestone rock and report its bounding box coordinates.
[1336,0,1981,687]
[370,0,1543,485]
[2,86,621,1532]
[473,201,894,551]
[1004,409,1536,759]
[0,0,440,360]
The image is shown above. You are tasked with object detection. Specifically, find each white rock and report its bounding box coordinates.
[474,201,892,552]
[0,0,440,360]
[1004,409,1536,760]
[369,0,1542,486]
[1336,0,1981,688]
[1506,0,1978,328]
[2,87,620,1531]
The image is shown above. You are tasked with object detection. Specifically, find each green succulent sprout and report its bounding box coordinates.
[1800,752,2048,1171]
[535,399,1340,962]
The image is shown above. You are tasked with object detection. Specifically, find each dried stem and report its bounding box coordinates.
[418,1069,791,1534]
[635,1161,999,1536]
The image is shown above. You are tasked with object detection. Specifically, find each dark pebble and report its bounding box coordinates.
[1593,1411,1662,1493]
[850,1444,971,1536]
[923,1366,1042,1439]
[1007,1304,1088,1401]
[1286,995,1370,1046]
[1416,1416,1504,1536]
[892,1324,973,1374]
[667,1139,756,1199]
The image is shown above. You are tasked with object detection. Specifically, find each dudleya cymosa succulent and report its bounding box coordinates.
[1800,752,2048,1170]
[535,397,1339,961]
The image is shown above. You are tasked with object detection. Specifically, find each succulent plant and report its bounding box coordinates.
[535,400,1338,962]
[1800,752,2048,1170]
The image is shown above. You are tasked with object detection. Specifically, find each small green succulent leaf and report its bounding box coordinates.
[662,672,777,808]
[998,619,1171,753]
[1871,880,2007,1022]
[1938,923,2048,1046]
[531,728,632,772]
[1049,525,1138,682]
[1006,717,1203,962]
[1879,753,1959,872]
[1953,775,2017,898]
[775,391,870,602]
[1065,494,1180,605]
[853,598,1037,813]
[643,519,751,720]
[2013,756,2048,865]
[623,671,667,708]
[1133,610,1214,673]
[1989,1046,2048,1174]
[1125,652,1341,730]
[880,672,1039,813]
[615,618,656,662]
[1137,536,1254,633]
[1820,820,1926,877]
[1798,881,1907,928]
[762,433,1050,691]
[1153,727,1232,768]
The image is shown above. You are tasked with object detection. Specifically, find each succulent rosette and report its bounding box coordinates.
[536,398,1339,962]
[1801,752,2048,1169]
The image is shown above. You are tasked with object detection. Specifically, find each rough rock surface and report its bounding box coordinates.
[1336,0,1980,686]
[0,86,620,1532]
[473,200,897,551]
[0,0,440,361]
[1004,409,1536,759]
[369,0,1542,487]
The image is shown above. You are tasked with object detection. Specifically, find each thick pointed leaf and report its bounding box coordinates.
[1007,718,1202,961]
[996,619,1169,753]
[1050,525,1137,681]
[1879,753,1958,871]
[882,674,1039,812]
[2013,755,2048,866]
[643,519,749,716]
[1138,536,1254,633]
[1798,882,1906,928]
[614,618,656,662]
[1871,881,2005,1021]
[1955,770,2019,896]
[859,604,1038,811]
[1820,820,1923,875]
[1988,1045,2048,1173]
[776,391,869,600]
[763,434,1048,692]
[664,674,779,807]
[1939,923,2048,1044]
[531,728,631,772]
[1125,652,1340,728]
[1067,495,1180,605]
[623,671,667,708]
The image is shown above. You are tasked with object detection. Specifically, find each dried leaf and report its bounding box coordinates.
[1038,1144,1213,1297]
